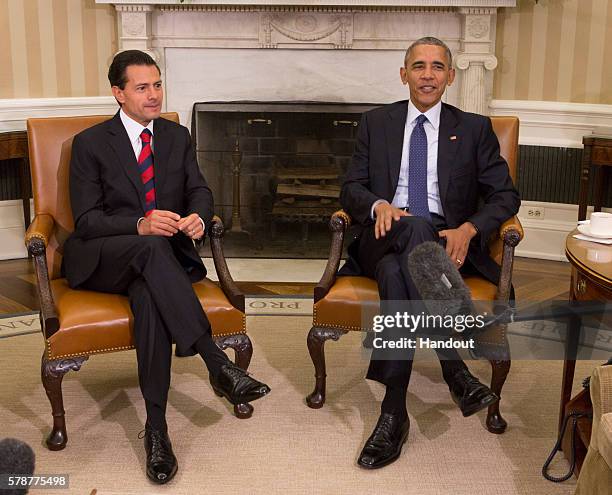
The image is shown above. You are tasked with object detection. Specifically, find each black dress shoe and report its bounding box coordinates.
[357,412,410,469]
[140,427,178,484]
[210,362,270,405]
[448,369,499,417]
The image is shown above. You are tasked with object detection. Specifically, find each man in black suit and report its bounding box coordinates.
[340,37,520,469]
[63,50,270,484]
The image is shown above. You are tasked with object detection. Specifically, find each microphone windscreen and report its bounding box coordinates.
[0,438,35,494]
[407,241,474,322]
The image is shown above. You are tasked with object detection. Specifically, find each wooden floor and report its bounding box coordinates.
[0,256,571,315]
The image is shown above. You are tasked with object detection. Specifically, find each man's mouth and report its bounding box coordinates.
[419,85,437,93]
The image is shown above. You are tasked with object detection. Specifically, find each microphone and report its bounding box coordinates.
[0,438,35,495]
[407,242,611,331]
[406,241,477,331]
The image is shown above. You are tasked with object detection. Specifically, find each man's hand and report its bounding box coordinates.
[177,213,204,240]
[137,210,180,237]
[374,203,410,239]
[438,222,478,268]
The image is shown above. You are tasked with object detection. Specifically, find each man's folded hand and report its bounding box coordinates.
[137,210,180,236]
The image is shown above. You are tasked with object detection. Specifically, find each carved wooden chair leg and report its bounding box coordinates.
[215,334,254,419]
[41,353,88,451]
[306,326,347,409]
[486,359,511,434]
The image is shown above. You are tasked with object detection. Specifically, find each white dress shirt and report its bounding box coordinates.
[371,100,444,219]
[120,108,154,159]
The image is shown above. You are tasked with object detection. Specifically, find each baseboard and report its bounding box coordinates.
[489,100,612,149]
[0,96,119,132]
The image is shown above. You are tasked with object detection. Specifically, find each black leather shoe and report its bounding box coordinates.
[140,427,178,484]
[448,369,499,417]
[357,412,410,469]
[210,362,270,405]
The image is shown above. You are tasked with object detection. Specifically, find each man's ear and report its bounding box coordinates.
[400,67,408,85]
[447,68,456,87]
[111,86,125,105]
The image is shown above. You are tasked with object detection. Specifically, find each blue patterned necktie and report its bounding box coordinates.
[408,114,431,220]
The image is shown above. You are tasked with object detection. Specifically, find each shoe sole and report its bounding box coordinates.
[357,427,410,470]
[459,393,499,418]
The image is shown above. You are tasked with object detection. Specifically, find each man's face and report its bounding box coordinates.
[111,64,163,126]
[400,44,455,113]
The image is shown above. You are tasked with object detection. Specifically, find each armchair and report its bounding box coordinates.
[25,114,253,452]
[306,117,524,434]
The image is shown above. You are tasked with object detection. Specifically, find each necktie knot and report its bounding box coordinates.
[140,128,152,144]
[415,114,428,127]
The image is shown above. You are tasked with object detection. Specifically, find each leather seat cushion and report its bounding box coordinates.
[313,275,498,330]
[47,278,245,359]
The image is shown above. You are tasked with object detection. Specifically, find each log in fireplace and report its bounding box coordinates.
[193,101,379,258]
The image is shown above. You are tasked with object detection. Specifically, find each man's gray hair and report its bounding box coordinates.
[404,37,453,68]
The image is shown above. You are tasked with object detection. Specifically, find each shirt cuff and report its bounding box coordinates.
[136,217,146,233]
[371,199,389,220]
[195,217,205,240]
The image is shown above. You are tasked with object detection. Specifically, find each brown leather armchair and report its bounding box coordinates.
[306,117,524,434]
[25,114,254,452]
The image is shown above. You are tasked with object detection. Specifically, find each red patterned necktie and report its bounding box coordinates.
[138,128,156,216]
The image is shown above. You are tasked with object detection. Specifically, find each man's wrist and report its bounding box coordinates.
[460,221,478,239]
[371,199,389,219]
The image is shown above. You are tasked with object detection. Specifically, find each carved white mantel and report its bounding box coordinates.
[99,0,516,119]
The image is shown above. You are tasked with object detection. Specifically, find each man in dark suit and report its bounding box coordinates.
[63,50,270,484]
[340,37,520,469]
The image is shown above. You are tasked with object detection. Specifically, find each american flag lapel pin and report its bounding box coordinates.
[450,135,457,141]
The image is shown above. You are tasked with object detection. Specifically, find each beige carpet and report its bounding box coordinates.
[0,316,598,495]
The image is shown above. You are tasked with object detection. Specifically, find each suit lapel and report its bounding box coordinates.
[385,102,408,198]
[151,117,174,201]
[437,103,460,207]
[107,113,146,212]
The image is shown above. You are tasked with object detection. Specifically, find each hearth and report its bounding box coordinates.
[193,101,379,258]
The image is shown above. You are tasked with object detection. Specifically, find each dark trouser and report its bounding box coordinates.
[358,215,468,388]
[79,235,228,417]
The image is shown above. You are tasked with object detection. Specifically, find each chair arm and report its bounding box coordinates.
[314,210,351,303]
[208,215,245,312]
[25,213,55,247]
[500,215,524,243]
[24,214,59,339]
[495,215,524,302]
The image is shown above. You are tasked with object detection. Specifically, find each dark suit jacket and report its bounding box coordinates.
[339,100,521,284]
[63,112,214,288]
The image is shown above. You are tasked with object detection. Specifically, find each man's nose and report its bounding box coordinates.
[421,67,434,79]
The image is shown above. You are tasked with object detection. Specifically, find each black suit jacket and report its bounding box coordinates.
[340,100,520,284]
[63,112,214,288]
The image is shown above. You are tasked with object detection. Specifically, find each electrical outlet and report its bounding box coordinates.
[527,207,544,219]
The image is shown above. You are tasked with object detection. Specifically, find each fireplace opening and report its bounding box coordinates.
[193,101,379,258]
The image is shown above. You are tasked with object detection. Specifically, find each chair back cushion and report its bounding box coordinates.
[27,112,179,279]
[490,116,518,182]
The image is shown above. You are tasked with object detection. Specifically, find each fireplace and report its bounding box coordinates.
[101,0,514,257]
[194,101,378,257]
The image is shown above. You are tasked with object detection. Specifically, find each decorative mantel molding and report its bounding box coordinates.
[99,0,516,115]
